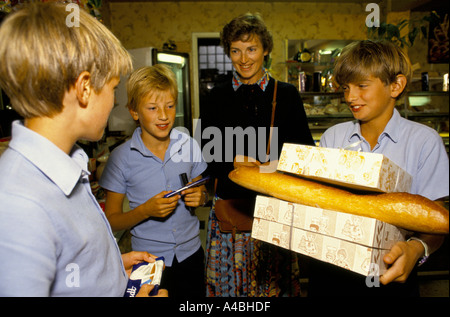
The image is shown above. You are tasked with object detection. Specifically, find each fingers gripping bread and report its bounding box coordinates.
[228,166,449,234]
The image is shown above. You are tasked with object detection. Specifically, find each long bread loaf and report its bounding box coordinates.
[228,166,449,234]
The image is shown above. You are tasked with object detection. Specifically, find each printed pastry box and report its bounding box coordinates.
[252,218,292,250]
[291,227,390,276]
[251,195,408,276]
[277,143,412,193]
[252,218,390,276]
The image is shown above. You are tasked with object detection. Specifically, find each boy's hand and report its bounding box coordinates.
[122,251,157,277]
[379,240,423,285]
[136,284,169,297]
[182,184,207,208]
[142,192,179,218]
[122,251,169,297]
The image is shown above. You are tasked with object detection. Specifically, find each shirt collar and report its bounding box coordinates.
[232,68,270,91]
[8,120,88,196]
[383,108,401,143]
[348,108,401,144]
[130,127,189,161]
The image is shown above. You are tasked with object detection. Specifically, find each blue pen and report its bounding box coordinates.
[163,176,210,198]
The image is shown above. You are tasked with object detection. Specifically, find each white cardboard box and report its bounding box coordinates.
[291,227,390,276]
[252,195,408,276]
[277,143,412,193]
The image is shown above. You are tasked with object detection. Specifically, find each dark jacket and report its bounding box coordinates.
[200,76,315,199]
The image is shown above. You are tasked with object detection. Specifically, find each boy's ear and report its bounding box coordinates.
[390,74,407,98]
[75,71,92,106]
[128,107,139,121]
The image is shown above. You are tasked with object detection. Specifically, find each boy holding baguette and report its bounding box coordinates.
[310,40,449,296]
[0,2,167,297]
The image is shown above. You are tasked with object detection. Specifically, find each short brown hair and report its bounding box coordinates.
[220,13,273,59]
[333,40,412,99]
[0,2,132,118]
[126,64,178,113]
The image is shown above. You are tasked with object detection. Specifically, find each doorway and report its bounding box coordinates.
[191,32,233,126]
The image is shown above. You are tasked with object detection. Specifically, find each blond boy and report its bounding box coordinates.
[100,65,208,297]
[0,2,166,297]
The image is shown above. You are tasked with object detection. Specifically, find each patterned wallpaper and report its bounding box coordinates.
[108,1,368,79]
[108,2,448,117]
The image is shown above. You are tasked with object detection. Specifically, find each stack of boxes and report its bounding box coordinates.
[251,144,412,276]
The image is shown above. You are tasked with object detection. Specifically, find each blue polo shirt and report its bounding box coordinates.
[320,109,449,200]
[99,127,207,266]
[0,121,127,296]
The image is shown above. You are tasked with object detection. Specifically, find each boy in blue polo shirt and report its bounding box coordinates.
[100,65,208,297]
[309,40,448,296]
[0,2,166,297]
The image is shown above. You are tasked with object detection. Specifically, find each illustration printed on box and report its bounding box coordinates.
[338,151,379,187]
[252,218,290,249]
[255,197,298,227]
[282,203,296,225]
[322,237,356,270]
[255,199,280,222]
[381,158,395,192]
[278,144,411,192]
[329,246,351,270]
[300,205,335,235]
[379,157,412,192]
[360,248,374,274]
[252,218,269,240]
[296,231,320,257]
[270,225,290,249]
[341,216,365,242]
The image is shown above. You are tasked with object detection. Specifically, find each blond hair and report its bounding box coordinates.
[126,64,178,112]
[334,40,412,99]
[0,2,132,118]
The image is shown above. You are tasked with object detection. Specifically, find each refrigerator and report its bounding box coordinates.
[108,47,192,136]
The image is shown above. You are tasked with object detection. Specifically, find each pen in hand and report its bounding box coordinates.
[180,173,195,215]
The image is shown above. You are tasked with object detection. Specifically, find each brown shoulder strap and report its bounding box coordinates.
[266,80,277,156]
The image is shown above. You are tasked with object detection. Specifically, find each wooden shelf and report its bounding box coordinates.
[408,91,449,96]
[300,91,343,96]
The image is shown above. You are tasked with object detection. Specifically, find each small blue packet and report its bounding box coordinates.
[124,256,165,297]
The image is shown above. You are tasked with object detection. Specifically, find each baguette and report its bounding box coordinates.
[228,166,449,234]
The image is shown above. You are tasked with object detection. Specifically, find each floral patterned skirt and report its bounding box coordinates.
[205,196,302,297]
